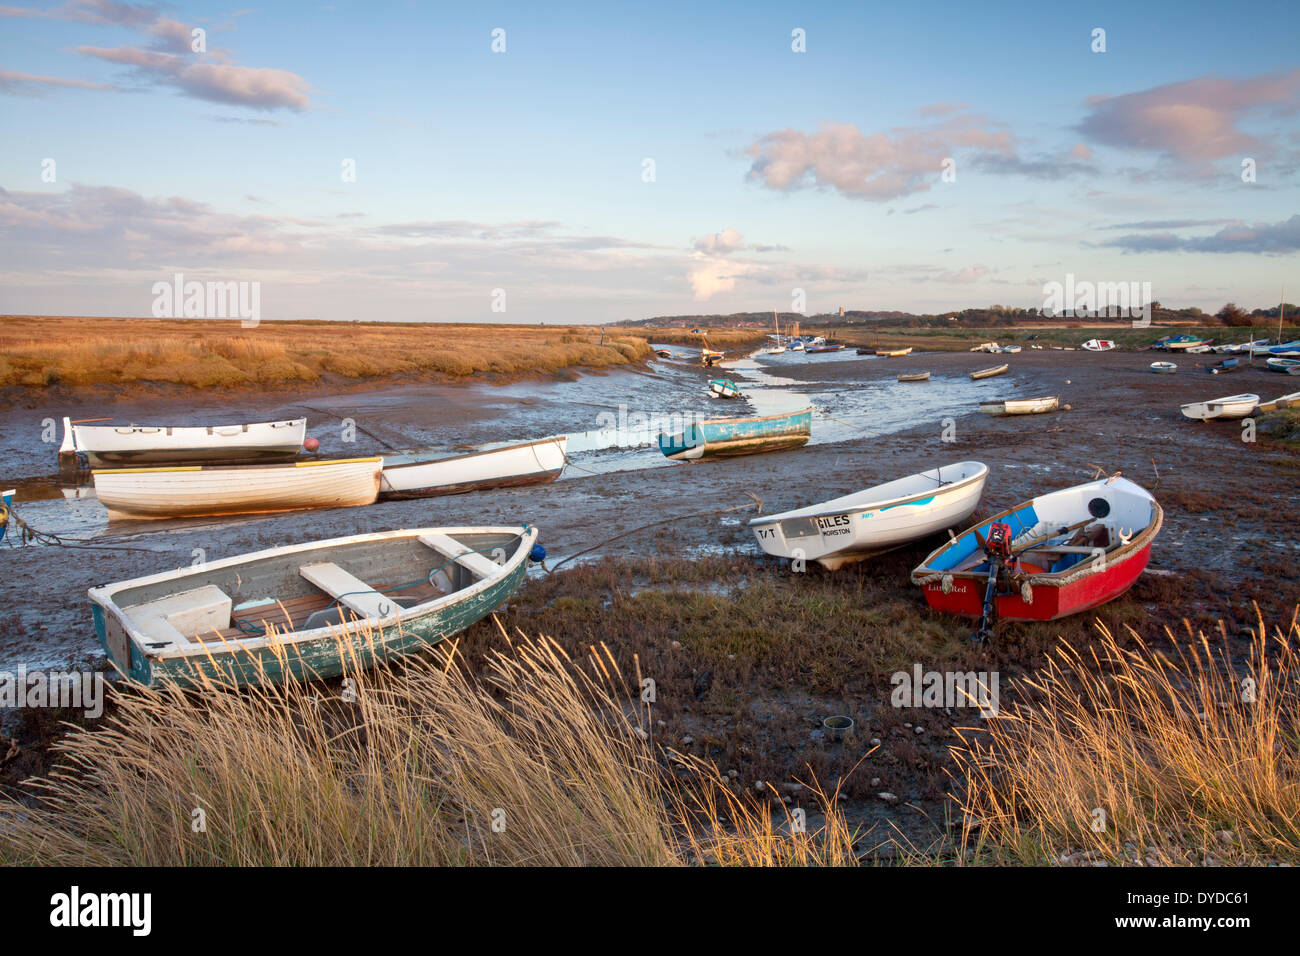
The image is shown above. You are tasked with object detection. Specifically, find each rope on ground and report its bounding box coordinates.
[0,502,158,552]
[545,492,764,574]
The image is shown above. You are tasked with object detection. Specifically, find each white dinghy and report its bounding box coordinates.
[748,461,989,569]
[379,437,567,499]
[60,416,305,468]
[93,457,382,520]
[979,395,1059,416]
[1179,394,1260,421]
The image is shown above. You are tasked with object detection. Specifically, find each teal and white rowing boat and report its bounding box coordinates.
[708,378,742,399]
[89,525,538,687]
[658,408,812,461]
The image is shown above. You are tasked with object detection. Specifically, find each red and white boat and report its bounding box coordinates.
[911,476,1162,627]
[1081,339,1116,351]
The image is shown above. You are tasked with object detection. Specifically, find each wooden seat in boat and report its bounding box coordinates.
[418,532,502,581]
[299,562,395,619]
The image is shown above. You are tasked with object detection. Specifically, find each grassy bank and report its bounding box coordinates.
[0,316,656,389]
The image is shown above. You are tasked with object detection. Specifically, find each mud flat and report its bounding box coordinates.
[2,345,1298,854]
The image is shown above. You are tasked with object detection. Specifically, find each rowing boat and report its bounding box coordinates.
[1267,357,1300,373]
[749,462,988,570]
[876,347,913,357]
[1179,394,1260,421]
[708,378,742,399]
[970,364,1009,380]
[1150,361,1177,374]
[1081,339,1116,351]
[979,395,1059,416]
[898,371,930,382]
[1257,391,1300,413]
[88,525,538,687]
[1208,358,1240,374]
[60,416,305,469]
[805,344,844,354]
[93,457,382,520]
[379,437,566,499]
[658,408,812,461]
[912,476,1162,624]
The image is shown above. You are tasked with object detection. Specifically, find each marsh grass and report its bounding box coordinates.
[0,317,655,389]
[0,624,856,866]
[953,607,1300,865]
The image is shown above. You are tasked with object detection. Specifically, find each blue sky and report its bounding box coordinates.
[1,0,1298,323]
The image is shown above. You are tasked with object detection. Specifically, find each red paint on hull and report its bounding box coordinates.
[919,541,1154,622]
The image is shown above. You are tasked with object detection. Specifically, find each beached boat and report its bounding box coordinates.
[970,342,999,353]
[1267,341,1300,356]
[979,395,1059,416]
[379,438,566,499]
[1150,361,1177,374]
[996,345,1022,354]
[876,347,913,357]
[1266,357,1300,373]
[655,349,672,358]
[970,364,1009,380]
[898,371,931,382]
[1081,339,1116,351]
[708,378,742,399]
[88,525,539,687]
[1216,339,1270,354]
[749,461,989,570]
[701,348,724,366]
[658,408,812,461]
[60,416,305,469]
[1208,358,1240,374]
[856,348,875,355]
[93,457,382,520]
[1179,394,1260,421]
[1163,335,1208,352]
[1257,391,1300,413]
[1185,344,1215,354]
[912,476,1162,630]
[805,344,844,354]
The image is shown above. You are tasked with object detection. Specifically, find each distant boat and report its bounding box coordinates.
[856,347,875,355]
[1180,394,1260,421]
[379,438,566,499]
[1257,391,1300,413]
[1266,357,1300,373]
[806,344,844,354]
[708,378,742,399]
[1150,361,1177,374]
[1081,339,1116,351]
[748,461,989,569]
[655,348,672,358]
[60,416,305,469]
[88,525,538,687]
[970,364,1009,380]
[1208,358,1240,375]
[791,341,806,352]
[979,395,1059,416]
[93,457,383,520]
[762,311,786,354]
[701,348,724,366]
[912,476,1162,628]
[970,342,999,353]
[1184,344,1215,354]
[876,347,913,357]
[658,408,812,461]
[1216,339,1269,354]
[1162,335,1208,352]
[997,345,1022,354]
[1267,340,1300,356]
[898,371,930,382]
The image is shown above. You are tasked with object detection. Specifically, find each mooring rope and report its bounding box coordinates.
[0,501,159,552]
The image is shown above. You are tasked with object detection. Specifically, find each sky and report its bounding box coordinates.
[1,0,1298,324]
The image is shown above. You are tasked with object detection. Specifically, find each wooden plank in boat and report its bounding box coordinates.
[418,532,502,580]
[299,562,394,618]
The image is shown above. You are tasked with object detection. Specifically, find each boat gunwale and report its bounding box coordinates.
[381,436,566,472]
[88,524,536,662]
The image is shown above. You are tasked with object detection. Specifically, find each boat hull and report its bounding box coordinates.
[65,418,305,467]
[979,396,1059,415]
[750,462,988,569]
[88,526,536,687]
[970,364,1009,380]
[93,458,382,520]
[379,438,566,499]
[659,409,812,461]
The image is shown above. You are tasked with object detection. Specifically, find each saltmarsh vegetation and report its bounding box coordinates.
[0,317,655,389]
[1,594,1296,866]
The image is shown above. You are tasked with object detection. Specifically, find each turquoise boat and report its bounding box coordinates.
[88,525,538,687]
[658,408,812,461]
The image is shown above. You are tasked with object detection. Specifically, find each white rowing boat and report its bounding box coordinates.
[979,395,1059,416]
[1179,393,1260,421]
[93,457,382,520]
[1150,361,1177,374]
[749,461,989,570]
[970,364,1009,380]
[379,437,567,499]
[898,371,931,382]
[88,525,538,687]
[60,416,305,468]
[1081,339,1116,351]
[1257,391,1300,413]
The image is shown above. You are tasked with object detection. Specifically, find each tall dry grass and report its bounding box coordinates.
[953,608,1300,865]
[0,626,856,866]
[0,317,654,389]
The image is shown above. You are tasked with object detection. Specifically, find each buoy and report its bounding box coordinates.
[529,543,546,562]
[303,437,319,452]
